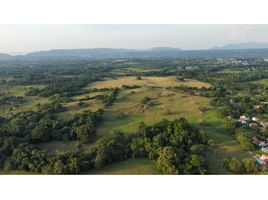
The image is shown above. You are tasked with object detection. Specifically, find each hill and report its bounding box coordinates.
[23,47,183,59]
[2,47,268,61]
[0,53,12,60]
[212,42,268,50]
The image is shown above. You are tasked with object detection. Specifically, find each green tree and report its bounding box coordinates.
[130,138,147,158]
[94,131,130,168]
[75,124,95,142]
[190,144,205,154]
[184,154,206,174]
[235,130,254,151]
[141,96,151,104]
[228,158,245,174]
[31,125,51,142]
[53,160,65,174]
[242,158,259,173]
[156,146,179,174]
[224,118,237,134]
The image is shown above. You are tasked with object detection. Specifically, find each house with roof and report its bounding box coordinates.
[252,137,267,147]
[252,139,261,146]
[261,147,268,153]
[238,115,250,127]
[240,115,250,121]
[256,154,268,165]
[252,117,260,122]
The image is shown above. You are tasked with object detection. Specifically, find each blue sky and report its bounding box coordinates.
[1,25,268,54]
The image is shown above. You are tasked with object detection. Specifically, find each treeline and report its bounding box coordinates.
[121,84,141,90]
[0,95,26,107]
[1,141,93,174]
[1,109,103,143]
[223,157,259,174]
[93,118,213,174]
[0,59,109,87]
[0,118,213,174]
[26,76,97,97]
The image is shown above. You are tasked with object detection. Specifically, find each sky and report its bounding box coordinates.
[1,25,268,54]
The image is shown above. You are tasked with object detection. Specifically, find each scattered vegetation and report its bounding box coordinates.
[1,57,268,174]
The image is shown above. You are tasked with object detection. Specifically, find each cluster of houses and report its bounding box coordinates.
[216,58,249,66]
[252,136,268,165]
[238,115,268,165]
[256,154,268,165]
[238,115,268,129]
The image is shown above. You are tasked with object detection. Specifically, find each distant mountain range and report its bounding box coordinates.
[0,47,184,60]
[212,42,268,50]
[24,47,182,59]
[0,53,12,60]
[1,45,268,61]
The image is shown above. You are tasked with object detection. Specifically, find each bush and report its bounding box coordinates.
[228,158,245,174]
[141,96,151,104]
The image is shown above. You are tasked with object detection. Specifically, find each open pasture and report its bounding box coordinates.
[202,110,250,174]
[0,85,49,117]
[251,78,268,85]
[87,76,211,89]
[96,84,211,137]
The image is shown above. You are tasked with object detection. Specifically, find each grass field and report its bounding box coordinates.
[88,76,211,89]
[57,98,105,120]
[88,158,158,175]
[0,76,246,174]
[251,78,268,85]
[88,76,211,138]
[0,85,50,117]
[202,110,250,174]
[96,86,211,137]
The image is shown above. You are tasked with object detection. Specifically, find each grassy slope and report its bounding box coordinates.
[90,76,211,137]
[1,76,248,174]
[202,110,250,174]
[0,85,49,118]
[88,76,211,89]
[97,87,211,137]
[251,79,268,85]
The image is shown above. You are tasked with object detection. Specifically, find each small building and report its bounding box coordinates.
[256,157,266,165]
[240,115,250,121]
[252,139,261,146]
[252,137,264,147]
[261,147,268,153]
[254,105,261,109]
[260,120,268,128]
[256,154,268,165]
[259,142,268,148]
[252,117,260,122]
[240,120,248,125]
[261,154,268,162]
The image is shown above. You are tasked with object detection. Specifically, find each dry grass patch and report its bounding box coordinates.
[96,87,211,137]
[88,76,211,89]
